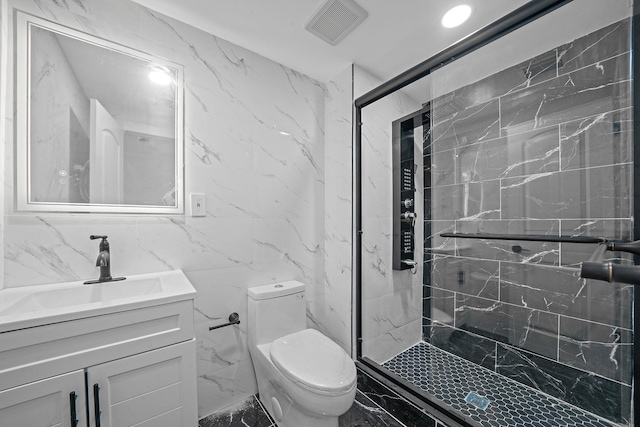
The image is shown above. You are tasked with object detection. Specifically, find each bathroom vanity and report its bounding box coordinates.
[0,270,198,427]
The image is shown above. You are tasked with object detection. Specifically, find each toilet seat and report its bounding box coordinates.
[270,329,356,395]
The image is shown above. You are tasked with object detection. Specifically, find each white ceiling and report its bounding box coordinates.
[131,0,532,84]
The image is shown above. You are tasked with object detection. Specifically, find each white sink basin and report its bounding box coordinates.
[0,270,195,332]
[36,278,162,309]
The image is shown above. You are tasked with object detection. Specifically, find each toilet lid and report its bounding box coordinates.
[270,329,356,394]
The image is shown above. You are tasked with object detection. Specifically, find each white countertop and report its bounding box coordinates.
[0,270,196,333]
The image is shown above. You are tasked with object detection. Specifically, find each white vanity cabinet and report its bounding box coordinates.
[86,340,195,427]
[0,271,199,427]
[0,370,87,427]
[0,341,196,427]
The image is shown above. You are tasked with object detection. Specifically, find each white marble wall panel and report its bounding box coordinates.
[362,318,422,364]
[4,214,139,285]
[0,0,7,291]
[323,65,353,353]
[355,66,423,364]
[4,0,326,418]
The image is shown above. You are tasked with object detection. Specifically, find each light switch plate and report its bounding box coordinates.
[189,193,206,217]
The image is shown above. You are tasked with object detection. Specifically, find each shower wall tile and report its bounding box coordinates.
[499,172,559,219]
[499,263,581,311]
[435,128,561,186]
[500,164,632,220]
[558,20,631,75]
[431,47,558,114]
[499,262,631,328]
[431,148,455,187]
[431,256,499,299]
[431,99,500,154]
[500,127,560,177]
[455,294,559,359]
[456,139,506,182]
[361,218,394,301]
[362,298,383,341]
[425,323,496,370]
[432,180,501,221]
[559,317,633,384]
[496,345,632,425]
[378,285,423,336]
[426,220,455,258]
[425,286,455,321]
[455,220,560,265]
[566,278,633,329]
[500,52,631,135]
[509,48,559,88]
[560,108,632,171]
[362,318,422,364]
[562,164,632,220]
[560,219,633,267]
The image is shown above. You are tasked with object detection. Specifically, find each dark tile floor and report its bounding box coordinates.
[199,390,407,427]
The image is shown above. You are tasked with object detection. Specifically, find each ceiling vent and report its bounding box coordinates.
[305,0,368,46]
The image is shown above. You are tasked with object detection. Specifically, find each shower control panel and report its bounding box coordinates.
[393,119,416,270]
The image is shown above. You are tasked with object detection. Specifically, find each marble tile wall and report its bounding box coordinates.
[357,66,424,363]
[425,19,633,425]
[3,0,328,418]
[0,0,6,291]
[324,65,353,354]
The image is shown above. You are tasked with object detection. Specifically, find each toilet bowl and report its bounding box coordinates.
[248,281,356,427]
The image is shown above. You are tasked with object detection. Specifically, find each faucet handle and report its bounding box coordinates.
[90,235,110,252]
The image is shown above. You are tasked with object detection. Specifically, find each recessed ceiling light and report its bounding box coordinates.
[442,5,472,28]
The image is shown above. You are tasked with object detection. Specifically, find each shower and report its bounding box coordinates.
[354,1,637,426]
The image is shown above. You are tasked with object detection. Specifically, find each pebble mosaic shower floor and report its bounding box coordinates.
[382,342,616,427]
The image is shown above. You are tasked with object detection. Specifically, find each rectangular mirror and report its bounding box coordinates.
[16,12,184,213]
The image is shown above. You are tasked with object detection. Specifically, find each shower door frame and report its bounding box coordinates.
[353,0,640,425]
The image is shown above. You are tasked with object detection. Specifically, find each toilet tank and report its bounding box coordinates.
[248,281,306,346]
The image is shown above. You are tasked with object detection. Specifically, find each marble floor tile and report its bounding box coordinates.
[340,391,406,427]
[199,390,408,427]
[199,396,273,427]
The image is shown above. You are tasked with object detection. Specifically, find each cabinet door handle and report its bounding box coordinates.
[93,383,102,427]
[69,391,78,427]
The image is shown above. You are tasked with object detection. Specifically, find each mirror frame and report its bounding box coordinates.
[15,12,185,214]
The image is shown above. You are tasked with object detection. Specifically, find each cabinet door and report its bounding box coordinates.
[0,370,86,427]
[87,340,197,427]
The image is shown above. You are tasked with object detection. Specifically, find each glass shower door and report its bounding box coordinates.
[358,1,634,425]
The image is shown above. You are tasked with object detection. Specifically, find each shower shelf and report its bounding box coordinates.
[440,232,607,244]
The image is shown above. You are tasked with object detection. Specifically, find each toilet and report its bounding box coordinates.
[247,281,357,427]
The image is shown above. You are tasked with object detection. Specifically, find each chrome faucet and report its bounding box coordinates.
[84,235,126,284]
